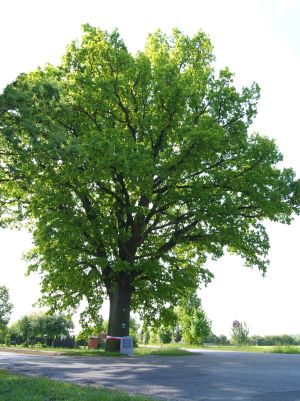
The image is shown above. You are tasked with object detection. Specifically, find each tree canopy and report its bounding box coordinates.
[177,294,211,345]
[9,312,73,346]
[0,25,299,337]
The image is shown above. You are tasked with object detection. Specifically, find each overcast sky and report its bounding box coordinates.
[1,0,300,336]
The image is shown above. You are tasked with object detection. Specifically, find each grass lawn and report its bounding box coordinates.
[37,346,193,356]
[203,345,273,353]
[134,346,193,356]
[0,369,155,401]
[271,345,300,354]
[201,344,300,354]
[0,345,193,357]
[58,348,124,357]
[2,343,300,357]
[141,342,300,355]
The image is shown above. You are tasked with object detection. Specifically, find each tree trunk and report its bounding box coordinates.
[107,272,132,338]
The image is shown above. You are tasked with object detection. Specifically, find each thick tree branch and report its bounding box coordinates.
[114,172,134,227]
[113,88,137,141]
[182,156,227,181]
[75,106,103,132]
[95,181,119,199]
[150,212,194,232]
[233,156,265,179]
[157,220,198,254]
[152,128,166,157]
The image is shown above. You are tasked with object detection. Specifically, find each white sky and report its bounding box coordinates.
[1,0,300,337]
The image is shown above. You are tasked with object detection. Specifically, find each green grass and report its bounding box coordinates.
[144,342,300,355]
[145,342,267,353]
[202,344,300,354]
[1,345,193,357]
[60,348,124,357]
[63,346,193,357]
[271,345,300,354]
[0,346,124,357]
[0,369,155,401]
[4,343,300,357]
[203,345,271,353]
[134,346,193,356]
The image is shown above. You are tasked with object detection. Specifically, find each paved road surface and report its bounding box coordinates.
[1,349,300,400]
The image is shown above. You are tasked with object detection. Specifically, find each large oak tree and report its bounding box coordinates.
[0,25,299,338]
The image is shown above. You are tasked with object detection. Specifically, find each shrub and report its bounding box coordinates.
[205,334,230,345]
[139,329,150,345]
[249,334,298,346]
[159,328,173,344]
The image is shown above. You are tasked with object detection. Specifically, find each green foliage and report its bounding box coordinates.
[38,313,74,346]
[249,334,298,346]
[176,294,211,345]
[145,326,173,344]
[203,344,300,355]
[8,312,73,345]
[149,329,160,344]
[129,317,140,347]
[204,333,230,345]
[134,347,193,356]
[271,346,300,354]
[1,25,300,331]
[139,328,150,345]
[141,293,211,345]
[0,286,13,332]
[158,327,173,344]
[140,306,178,344]
[76,315,104,344]
[231,320,249,345]
[0,369,155,401]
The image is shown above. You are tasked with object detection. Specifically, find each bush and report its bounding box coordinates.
[130,333,139,348]
[159,328,173,344]
[76,337,88,347]
[139,329,150,345]
[5,333,11,346]
[52,336,76,348]
[205,334,230,345]
[149,329,160,344]
[249,334,298,346]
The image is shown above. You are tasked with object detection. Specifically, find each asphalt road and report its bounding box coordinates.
[1,349,300,401]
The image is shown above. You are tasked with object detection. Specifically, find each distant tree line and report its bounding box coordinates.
[2,284,299,349]
[2,312,74,347]
[227,320,300,346]
[248,335,300,346]
[205,331,300,346]
[204,334,230,345]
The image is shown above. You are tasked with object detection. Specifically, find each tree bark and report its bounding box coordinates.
[107,272,132,338]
